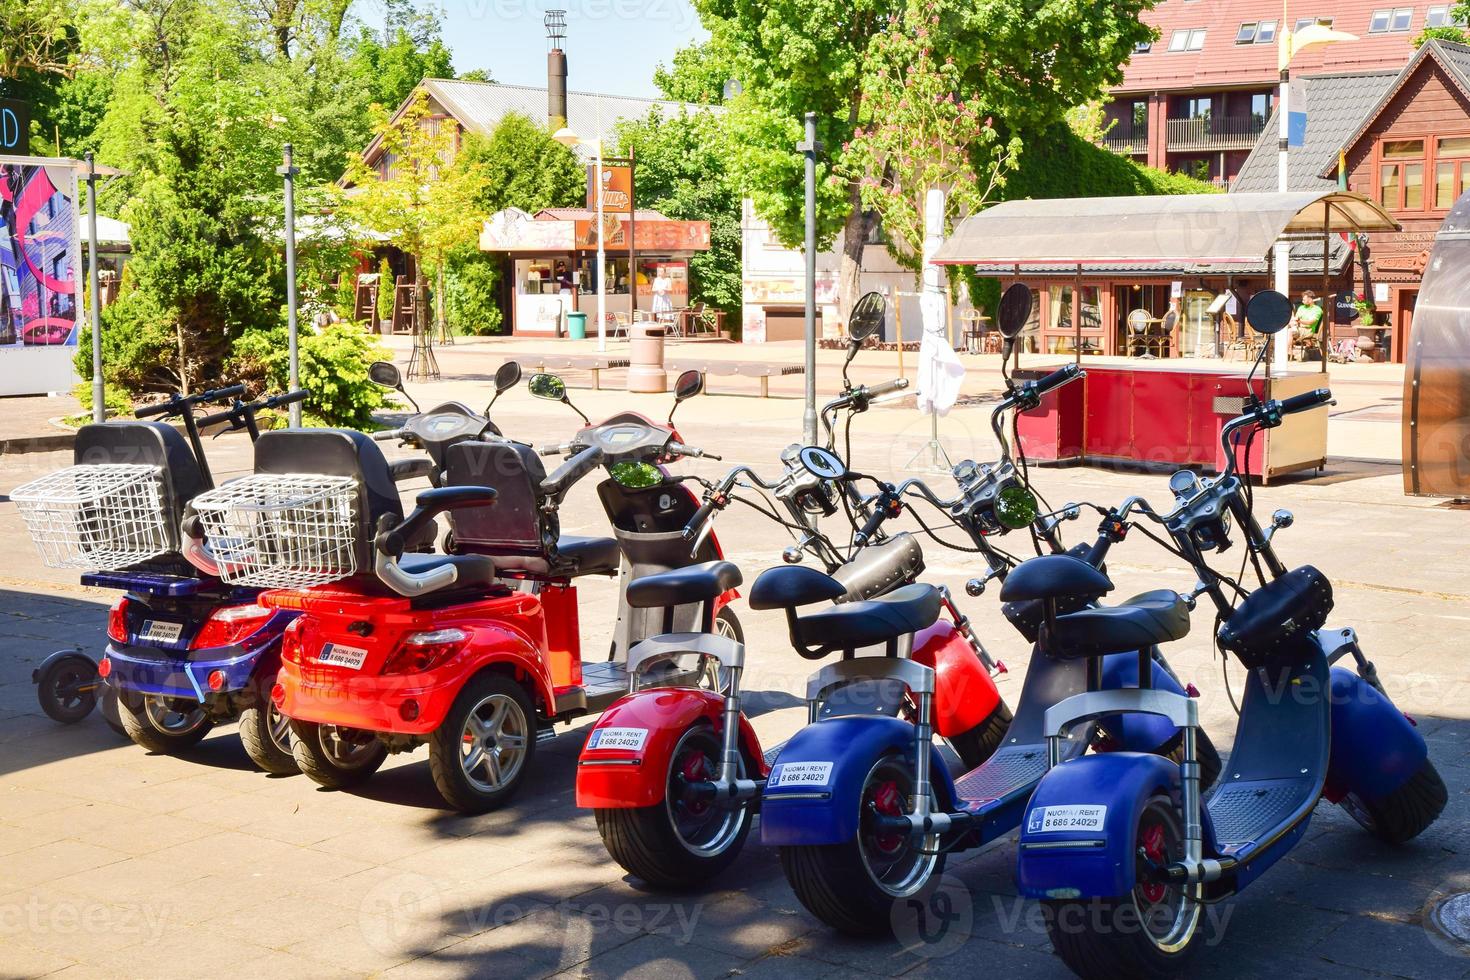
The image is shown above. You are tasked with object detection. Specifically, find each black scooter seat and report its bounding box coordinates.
[793,583,941,652]
[557,535,620,577]
[626,560,742,609]
[1043,589,1191,659]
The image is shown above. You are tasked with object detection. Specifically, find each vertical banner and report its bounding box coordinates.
[0,157,82,395]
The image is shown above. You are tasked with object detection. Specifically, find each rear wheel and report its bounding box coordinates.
[35,655,99,724]
[100,686,128,738]
[1043,794,1202,978]
[595,723,753,887]
[238,677,299,776]
[1339,757,1448,844]
[781,753,944,936]
[118,692,213,753]
[429,674,536,813]
[290,720,386,788]
[946,701,1013,771]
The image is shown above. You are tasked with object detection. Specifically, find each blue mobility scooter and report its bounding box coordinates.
[1011,294,1446,976]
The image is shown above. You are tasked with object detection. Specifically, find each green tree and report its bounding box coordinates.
[1,0,73,77]
[653,41,736,104]
[458,113,585,215]
[346,26,454,111]
[338,90,486,364]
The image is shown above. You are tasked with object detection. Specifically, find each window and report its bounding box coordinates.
[1184,96,1213,120]
[1426,5,1449,27]
[1434,136,1470,208]
[1188,29,1207,50]
[1257,20,1277,42]
[1131,100,1148,129]
[1237,22,1257,43]
[1169,30,1188,51]
[1250,92,1271,125]
[1379,139,1426,211]
[1391,7,1413,30]
[1295,16,1335,31]
[1135,39,1152,53]
[1170,28,1207,51]
[1370,9,1391,31]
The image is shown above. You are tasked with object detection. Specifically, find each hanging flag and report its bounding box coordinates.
[917,188,965,416]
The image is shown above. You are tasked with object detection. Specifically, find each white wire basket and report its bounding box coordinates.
[190,474,361,589]
[10,464,175,570]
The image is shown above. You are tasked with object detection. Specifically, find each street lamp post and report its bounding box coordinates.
[85,152,104,422]
[554,127,608,352]
[277,143,302,427]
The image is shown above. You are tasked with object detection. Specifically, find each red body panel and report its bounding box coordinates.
[911,619,1002,738]
[575,688,766,809]
[267,585,556,735]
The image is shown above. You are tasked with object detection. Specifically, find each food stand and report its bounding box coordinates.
[935,192,1400,480]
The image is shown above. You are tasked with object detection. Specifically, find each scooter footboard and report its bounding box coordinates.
[575,688,762,809]
[1096,651,1190,752]
[1323,666,1427,803]
[759,716,955,847]
[1016,753,1179,900]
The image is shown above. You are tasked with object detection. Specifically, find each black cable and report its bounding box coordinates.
[904,499,986,554]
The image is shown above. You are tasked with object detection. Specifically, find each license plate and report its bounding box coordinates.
[769,761,833,788]
[587,727,648,751]
[138,619,183,644]
[1027,804,1108,833]
[318,643,368,670]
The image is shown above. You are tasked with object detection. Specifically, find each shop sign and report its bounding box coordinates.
[481,208,575,252]
[587,164,633,213]
[0,101,28,155]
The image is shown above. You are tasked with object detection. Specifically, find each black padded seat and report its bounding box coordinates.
[399,553,497,591]
[793,583,941,651]
[999,553,1113,603]
[1043,589,1191,659]
[626,560,742,609]
[557,535,620,577]
[748,565,846,610]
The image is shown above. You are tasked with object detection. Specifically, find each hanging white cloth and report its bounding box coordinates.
[916,187,965,416]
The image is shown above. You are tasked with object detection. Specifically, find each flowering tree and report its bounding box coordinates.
[841,4,1021,274]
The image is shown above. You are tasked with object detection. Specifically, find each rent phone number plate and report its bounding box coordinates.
[587,727,648,751]
[769,761,833,788]
[1028,804,1107,833]
[139,620,183,644]
[318,644,368,670]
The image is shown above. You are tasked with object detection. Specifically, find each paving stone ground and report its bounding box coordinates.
[0,341,1465,978]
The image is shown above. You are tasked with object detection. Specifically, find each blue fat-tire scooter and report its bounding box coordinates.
[1013,292,1447,977]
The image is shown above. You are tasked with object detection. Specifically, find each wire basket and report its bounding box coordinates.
[190,474,361,589]
[11,464,175,570]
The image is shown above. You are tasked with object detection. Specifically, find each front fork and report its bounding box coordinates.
[1321,626,1383,693]
[688,663,763,807]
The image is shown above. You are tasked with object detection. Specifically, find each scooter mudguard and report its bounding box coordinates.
[911,619,1002,739]
[1323,666,1427,803]
[575,687,764,809]
[1016,752,1179,900]
[1096,651,1190,753]
[759,716,956,847]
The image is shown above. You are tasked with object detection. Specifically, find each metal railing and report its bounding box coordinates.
[1167,116,1267,151]
[1103,125,1148,155]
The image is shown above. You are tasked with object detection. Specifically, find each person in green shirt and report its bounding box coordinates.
[1292,290,1324,342]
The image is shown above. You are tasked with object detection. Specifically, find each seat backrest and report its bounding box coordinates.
[74,422,207,529]
[443,440,547,558]
[998,554,1113,604]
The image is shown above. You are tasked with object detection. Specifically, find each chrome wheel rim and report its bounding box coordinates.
[1131,798,1201,953]
[857,756,940,899]
[144,695,208,735]
[319,725,380,768]
[266,700,292,756]
[459,693,528,794]
[665,727,747,858]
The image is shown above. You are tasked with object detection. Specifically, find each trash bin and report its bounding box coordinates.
[627,321,667,393]
[566,311,588,340]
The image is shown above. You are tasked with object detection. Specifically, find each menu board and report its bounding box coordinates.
[1,158,81,395]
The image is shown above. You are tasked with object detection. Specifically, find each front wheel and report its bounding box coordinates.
[428,673,536,813]
[117,691,214,753]
[290,720,387,788]
[781,752,945,936]
[1339,757,1448,844]
[1163,727,1222,795]
[35,655,99,724]
[1043,794,1202,978]
[238,678,299,776]
[595,722,753,887]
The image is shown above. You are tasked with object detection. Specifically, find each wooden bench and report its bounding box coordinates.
[736,362,807,397]
[516,355,630,389]
[667,359,806,397]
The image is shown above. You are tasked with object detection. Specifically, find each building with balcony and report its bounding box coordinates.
[1102,0,1463,184]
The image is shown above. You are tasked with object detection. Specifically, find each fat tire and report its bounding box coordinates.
[946,700,1013,771]
[290,719,386,789]
[238,680,299,776]
[117,691,213,754]
[780,842,946,937]
[100,686,128,738]
[428,673,537,813]
[1043,897,1200,980]
[1342,757,1448,844]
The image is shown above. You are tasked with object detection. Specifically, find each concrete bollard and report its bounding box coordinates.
[627,321,668,393]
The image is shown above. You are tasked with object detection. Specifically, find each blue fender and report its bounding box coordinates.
[1325,667,1427,802]
[1016,752,1179,900]
[759,716,956,847]
[1097,651,1191,752]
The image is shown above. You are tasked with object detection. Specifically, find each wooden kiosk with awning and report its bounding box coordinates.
[934,191,1400,480]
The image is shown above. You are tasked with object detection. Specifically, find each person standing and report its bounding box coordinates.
[651,267,673,317]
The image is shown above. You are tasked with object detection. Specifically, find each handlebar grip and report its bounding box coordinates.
[372,428,406,443]
[133,401,176,419]
[1278,388,1333,415]
[866,378,909,398]
[1034,363,1082,394]
[204,384,247,402]
[855,504,887,546]
[683,499,718,540]
[271,389,309,407]
[196,409,235,428]
[539,443,567,456]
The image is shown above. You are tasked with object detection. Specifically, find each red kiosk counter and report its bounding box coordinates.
[1014,362,1330,482]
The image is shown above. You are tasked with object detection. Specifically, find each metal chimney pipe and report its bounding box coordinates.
[546,10,568,128]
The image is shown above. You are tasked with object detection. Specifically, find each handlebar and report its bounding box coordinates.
[539,442,572,456]
[667,440,720,461]
[373,428,407,443]
[197,389,309,429]
[683,498,719,540]
[135,384,247,419]
[1279,387,1334,415]
[865,378,909,399]
[853,501,890,547]
[1033,363,1082,396]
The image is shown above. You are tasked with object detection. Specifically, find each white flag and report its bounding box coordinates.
[917,187,965,416]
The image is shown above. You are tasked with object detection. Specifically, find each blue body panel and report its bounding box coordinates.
[81,570,230,598]
[1015,752,1179,900]
[1326,666,1427,801]
[1098,652,1192,752]
[105,610,294,702]
[759,716,955,847]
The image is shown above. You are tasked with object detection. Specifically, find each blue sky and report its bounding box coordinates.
[431,1,707,99]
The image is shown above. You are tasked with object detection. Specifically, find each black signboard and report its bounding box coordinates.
[1334,294,1360,324]
[0,99,30,155]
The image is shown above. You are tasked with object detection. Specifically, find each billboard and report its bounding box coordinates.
[0,157,81,396]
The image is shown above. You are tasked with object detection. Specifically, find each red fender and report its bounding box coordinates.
[911,618,1002,738]
[575,687,765,809]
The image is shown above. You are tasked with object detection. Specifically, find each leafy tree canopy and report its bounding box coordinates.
[457,113,585,217]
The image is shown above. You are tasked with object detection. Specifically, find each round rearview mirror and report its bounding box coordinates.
[847,291,886,342]
[995,484,1039,531]
[674,369,704,402]
[368,361,402,389]
[997,283,1033,340]
[797,446,848,481]
[494,360,522,393]
[1245,290,1292,335]
[527,373,567,401]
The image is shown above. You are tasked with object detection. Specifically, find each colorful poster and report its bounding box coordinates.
[0,157,82,395]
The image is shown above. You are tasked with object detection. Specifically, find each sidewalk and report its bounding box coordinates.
[0,392,81,455]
